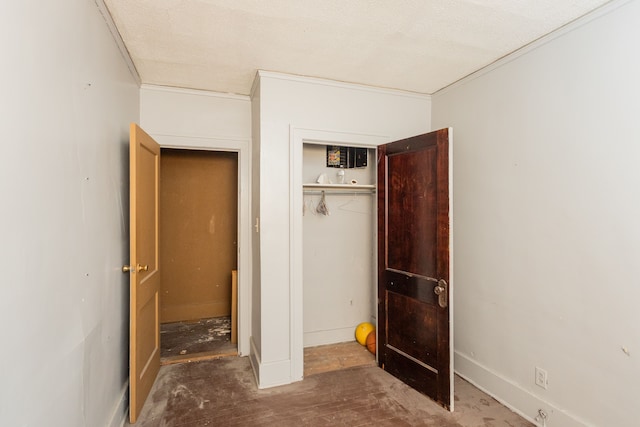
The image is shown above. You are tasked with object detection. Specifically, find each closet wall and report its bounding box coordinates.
[302,144,376,347]
[160,149,238,323]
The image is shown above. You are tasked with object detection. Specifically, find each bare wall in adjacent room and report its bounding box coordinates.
[160,149,238,323]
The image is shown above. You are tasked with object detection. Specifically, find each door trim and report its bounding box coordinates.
[446,128,454,409]
[290,127,389,382]
[146,133,251,357]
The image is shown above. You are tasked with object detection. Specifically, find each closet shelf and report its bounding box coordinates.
[303,183,375,192]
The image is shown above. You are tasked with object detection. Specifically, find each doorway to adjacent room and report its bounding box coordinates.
[159,148,239,364]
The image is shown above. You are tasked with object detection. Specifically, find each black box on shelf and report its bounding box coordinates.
[353,147,367,168]
[326,146,367,169]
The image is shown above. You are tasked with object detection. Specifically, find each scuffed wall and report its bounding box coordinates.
[432,1,640,425]
[0,1,139,426]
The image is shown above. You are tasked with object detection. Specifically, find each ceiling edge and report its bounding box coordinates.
[94,0,141,86]
[141,84,250,101]
[250,70,261,100]
[257,70,432,100]
[433,0,625,98]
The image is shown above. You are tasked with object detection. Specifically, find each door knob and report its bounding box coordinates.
[434,279,448,308]
[122,264,149,273]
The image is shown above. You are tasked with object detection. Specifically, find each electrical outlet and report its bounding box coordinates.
[535,367,548,389]
[535,409,549,424]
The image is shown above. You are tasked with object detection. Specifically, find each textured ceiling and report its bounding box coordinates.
[103,0,611,95]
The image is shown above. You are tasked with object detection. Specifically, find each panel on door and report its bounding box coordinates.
[377,128,452,409]
[126,123,161,423]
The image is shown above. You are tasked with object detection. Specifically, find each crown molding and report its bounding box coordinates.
[140,84,250,101]
[257,70,431,101]
[94,0,141,86]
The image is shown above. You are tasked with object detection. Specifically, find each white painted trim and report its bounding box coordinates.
[250,71,261,99]
[290,127,389,382]
[94,0,141,86]
[249,336,261,386]
[257,359,297,389]
[290,127,304,383]
[110,380,129,427]
[303,328,357,348]
[249,337,295,389]
[447,127,455,412]
[434,0,633,97]
[259,70,431,100]
[150,134,252,358]
[455,351,594,427]
[148,132,250,144]
[140,84,250,101]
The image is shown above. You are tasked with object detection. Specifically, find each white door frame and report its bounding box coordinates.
[289,127,389,381]
[153,134,251,357]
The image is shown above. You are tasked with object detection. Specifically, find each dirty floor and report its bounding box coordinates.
[160,316,236,363]
[304,341,376,377]
[128,342,533,427]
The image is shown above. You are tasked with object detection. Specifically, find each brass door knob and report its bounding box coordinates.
[123,264,149,273]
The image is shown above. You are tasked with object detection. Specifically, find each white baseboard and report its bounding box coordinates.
[108,380,129,427]
[255,358,293,389]
[303,327,355,348]
[249,336,297,389]
[249,336,261,387]
[454,351,591,427]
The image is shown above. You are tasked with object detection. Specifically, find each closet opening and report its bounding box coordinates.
[302,142,378,376]
[159,148,239,364]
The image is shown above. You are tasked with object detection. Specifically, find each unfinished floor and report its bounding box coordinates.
[160,316,236,364]
[127,342,533,426]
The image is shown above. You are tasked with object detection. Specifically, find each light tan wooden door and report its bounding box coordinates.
[125,123,161,423]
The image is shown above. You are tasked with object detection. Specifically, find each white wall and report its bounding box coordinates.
[252,71,431,387]
[432,1,640,426]
[139,85,252,357]
[302,145,376,347]
[140,86,250,141]
[0,1,139,426]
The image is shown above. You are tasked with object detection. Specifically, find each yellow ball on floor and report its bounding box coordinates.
[355,322,375,346]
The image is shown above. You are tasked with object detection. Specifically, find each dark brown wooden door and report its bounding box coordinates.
[377,128,452,409]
